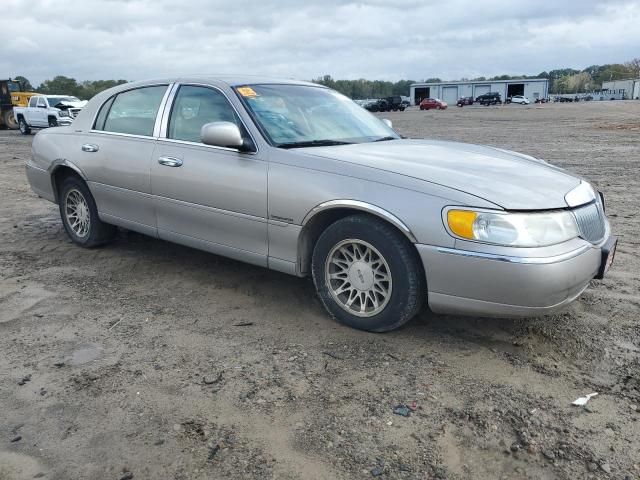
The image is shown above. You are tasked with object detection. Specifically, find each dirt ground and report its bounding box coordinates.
[1,101,639,480]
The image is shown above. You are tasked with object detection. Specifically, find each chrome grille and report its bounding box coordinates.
[572,202,605,243]
[69,108,81,118]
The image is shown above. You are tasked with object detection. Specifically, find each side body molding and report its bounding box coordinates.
[301,199,417,243]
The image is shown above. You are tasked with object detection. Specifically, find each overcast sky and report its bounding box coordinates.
[3,0,640,86]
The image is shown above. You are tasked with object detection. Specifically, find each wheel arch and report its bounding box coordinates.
[49,160,88,203]
[296,200,417,276]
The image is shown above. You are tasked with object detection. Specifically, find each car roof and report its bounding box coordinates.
[117,75,322,89]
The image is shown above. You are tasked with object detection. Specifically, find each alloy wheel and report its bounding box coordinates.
[325,239,392,317]
[64,188,91,238]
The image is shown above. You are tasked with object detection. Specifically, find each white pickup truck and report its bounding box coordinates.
[13,94,87,134]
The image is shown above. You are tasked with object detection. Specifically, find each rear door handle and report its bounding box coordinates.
[158,156,183,167]
[81,144,99,152]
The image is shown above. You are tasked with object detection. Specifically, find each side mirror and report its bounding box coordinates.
[201,122,244,149]
[38,104,47,109]
[382,118,392,128]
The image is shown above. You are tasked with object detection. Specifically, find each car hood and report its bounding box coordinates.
[54,100,88,109]
[297,139,581,210]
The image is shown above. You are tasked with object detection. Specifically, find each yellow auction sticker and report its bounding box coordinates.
[237,86,258,97]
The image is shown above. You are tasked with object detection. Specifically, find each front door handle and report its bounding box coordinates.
[81,144,99,152]
[158,156,183,167]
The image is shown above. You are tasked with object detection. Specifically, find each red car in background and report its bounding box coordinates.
[419,98,448,110]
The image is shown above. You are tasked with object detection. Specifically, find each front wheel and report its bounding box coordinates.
[59,176,116,247]
[312,215,425,332]
[48,117,58,128]
[18,117,31,135]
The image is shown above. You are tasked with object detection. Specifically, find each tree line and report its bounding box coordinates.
[13,58,640,101]
[13,75,128,100]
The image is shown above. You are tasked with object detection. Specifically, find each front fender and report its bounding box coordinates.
[302,199,417,243]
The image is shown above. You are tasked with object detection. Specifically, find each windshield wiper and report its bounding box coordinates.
[277,139,353,149]
[372,136,398,142]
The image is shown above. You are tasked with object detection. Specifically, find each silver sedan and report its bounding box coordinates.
[25,76,616,332]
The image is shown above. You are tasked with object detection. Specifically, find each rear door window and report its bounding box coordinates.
[97,86,167,137]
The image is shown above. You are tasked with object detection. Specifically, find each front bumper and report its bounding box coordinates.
[417,234,614,318]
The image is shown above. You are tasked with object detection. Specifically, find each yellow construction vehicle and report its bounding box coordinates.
[1,78,37,129]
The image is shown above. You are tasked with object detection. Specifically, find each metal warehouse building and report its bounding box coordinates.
[410,78,549,105]
[602,78,640,99]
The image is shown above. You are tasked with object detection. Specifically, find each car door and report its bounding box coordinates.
[151,84,268,267]
[34,96,48,126]
[25,96,39,125]
[77,84,169,235]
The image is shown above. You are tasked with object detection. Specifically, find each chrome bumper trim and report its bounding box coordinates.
[436,244,592,265]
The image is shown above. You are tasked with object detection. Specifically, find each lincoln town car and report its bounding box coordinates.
[25,76,616,332]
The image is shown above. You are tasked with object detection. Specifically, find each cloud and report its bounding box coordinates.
[1,0,639,85]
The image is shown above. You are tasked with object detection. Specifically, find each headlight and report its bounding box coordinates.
[58,110,70,117]
[446,208,579,247]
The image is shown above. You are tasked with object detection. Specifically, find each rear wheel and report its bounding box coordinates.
[3,110,18,129]
[312,215,425,332]
[59,176,116,247]
[18,117,31,134]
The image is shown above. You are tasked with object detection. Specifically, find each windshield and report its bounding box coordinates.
[47,96,80,106]
[236,84,399,147]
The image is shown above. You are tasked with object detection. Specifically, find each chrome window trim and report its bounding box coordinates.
[86,130,160,141]
[158,83,180,138]
[89,82,171,138]
[436,244,592,264]
[158,82,259,155]
[155,137,259,155]
[153,84,176,137]
[302,199,416,243]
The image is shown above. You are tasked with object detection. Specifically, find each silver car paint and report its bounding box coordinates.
[25,76,613,318]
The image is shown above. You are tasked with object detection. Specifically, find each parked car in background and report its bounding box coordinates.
[14,94,87,134]
[365,98,388,112]
[510,95,531,105]
[456,97,474,107]
[385,96,406,111]
[476,92,502,105]
[419,98,447,110]
[24,76,616,332]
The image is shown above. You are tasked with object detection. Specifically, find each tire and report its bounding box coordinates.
[419,106,424,110]
[18,117,31,135]
[48,117,58,128]
[311,214,425,332]
[3,110,18,129]
[58,175,116,248]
